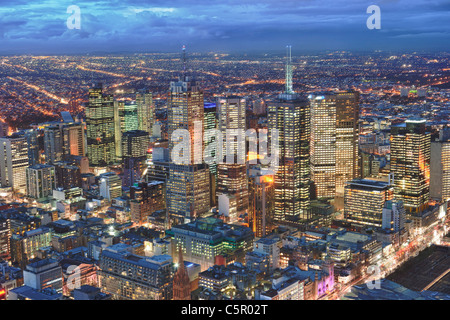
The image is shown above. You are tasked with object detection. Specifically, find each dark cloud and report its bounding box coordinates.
[0,0,448,54]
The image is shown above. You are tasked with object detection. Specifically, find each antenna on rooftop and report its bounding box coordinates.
[182,45,187,77]
[285,45,293,94]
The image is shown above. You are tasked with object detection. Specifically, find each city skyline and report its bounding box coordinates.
[0,0,449,305]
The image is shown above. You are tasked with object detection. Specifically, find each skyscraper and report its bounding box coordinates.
[248,167,275,238]
[130,180,165,225]
[430,128,450,201]
[23,129,40,166]
[390,119,431,214]
[114,100,139,161]
[122,130,150,187]
[0,134,29,194]
[43,125,63,164]
[335,91,360,196]
[86,83,115,167]
[217,96,248,216]
[26,164,56,200]
[62,123,86,157]
[166,47,210,223]
[136,89,154,135]
[204,102,218,178]
[267,46,311,223]
[309,91,360,199]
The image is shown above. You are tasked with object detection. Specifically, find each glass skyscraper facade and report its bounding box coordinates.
[86,83,115,167]
[390,119,431,214]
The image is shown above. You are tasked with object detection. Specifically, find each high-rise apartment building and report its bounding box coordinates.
[86,83,115,167]
[267,46,311,223]
[390,119,431,214]
[26,164,56,200]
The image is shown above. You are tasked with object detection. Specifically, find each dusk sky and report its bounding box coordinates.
[0,0,449,54]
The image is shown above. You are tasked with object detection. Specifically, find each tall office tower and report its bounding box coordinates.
[309,91,360,199]
[0,134,29,194]
[390,119,431,214]
[122,130,150,187]
[99,172,122,201]
[167,48,210,223]
[24,129,40,166]
[344,179,394,227]
[43,125,63,164]
[26,164,56,200]
[167,163,210,223]
[172,249,191,300]
[63,123,86,157]
[130,180,165,224]
[267,46,311,223]
[114,100,139,161]
[86,83,115,167]
[430,128,450,201]
[204,102,218,178]
[335,91,359,195]
[216,96,248,216]
[23,258,63,293]
[310,93,336,199]
[98,248,174,300]
[136,89,154,135]
[248,168,275,238]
